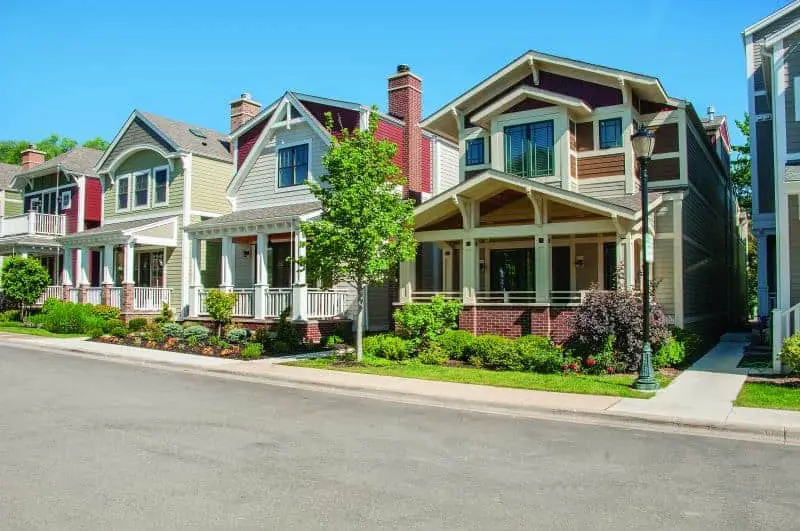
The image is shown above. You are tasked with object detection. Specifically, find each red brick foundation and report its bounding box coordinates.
[456,305,576,344]
[182,317,353,344]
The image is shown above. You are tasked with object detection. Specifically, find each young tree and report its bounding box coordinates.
[731,113,757,315]
[0,256,50,319]
[204,289,237,337]
[299,107,417,360]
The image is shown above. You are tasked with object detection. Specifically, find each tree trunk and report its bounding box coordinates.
[355,285,364,362]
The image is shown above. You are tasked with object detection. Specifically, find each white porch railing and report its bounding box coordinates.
[35,285,63,306]
[475,291,538,304]
[265,288,292,318]
[133,287,171,311]
[69,289,79,303]
[108,287,122,309]
[85,287,102,305]
[1,212,66,237]
[233,288,255,317]
[550,291,587,305]
[772,302,800,373]
[409,291,462,303]
[308,289,348,318]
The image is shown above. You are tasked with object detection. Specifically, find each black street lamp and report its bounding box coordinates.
[631,125,659,392]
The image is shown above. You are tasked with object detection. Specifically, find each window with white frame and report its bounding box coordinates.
[60,190,71,211]
[133,171,149,208]
[278,143,309,187]
[117,176,129,211]
[153,167,168,205]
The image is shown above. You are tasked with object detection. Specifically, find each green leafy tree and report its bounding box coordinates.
[0,256,50,319]
[299,107,417,360]
[731,113,757,315]
[0,134,108,165]
[204,289,236,336]
[82,137,110,151]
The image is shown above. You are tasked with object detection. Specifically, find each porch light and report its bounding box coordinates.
[631,125,655,160]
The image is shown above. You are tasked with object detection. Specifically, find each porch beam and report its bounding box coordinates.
[415,219,617,242]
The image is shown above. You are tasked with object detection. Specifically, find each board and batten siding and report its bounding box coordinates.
[235,122,325,210]
[190,156,233,215]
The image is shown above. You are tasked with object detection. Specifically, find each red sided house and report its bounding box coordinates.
[402,50,748,342]
[0,146,103,302]
[184,65,458,340]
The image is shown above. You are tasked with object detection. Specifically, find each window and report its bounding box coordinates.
[29,197,41,212]
[133,171,149,207]
[278,144,309,187]
[504,120,555,178]
[154,167,168,205]
[60,190,71,211]
[599,118,623,149]
[117,176,129,211]
[465,138,485,166]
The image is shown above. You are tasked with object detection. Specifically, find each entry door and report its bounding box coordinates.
[551,246,571,292]
[489,248,533,292]
[602,242,617,290]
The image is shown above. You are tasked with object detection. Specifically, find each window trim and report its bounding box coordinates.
[60,190,72,211]
[152,164,170,207]
[465,137,486,166]
[116,174,131,213]
[503,119,556,178]
[131,170,151,211]
[598,117,623,150]
[275,140,312,189]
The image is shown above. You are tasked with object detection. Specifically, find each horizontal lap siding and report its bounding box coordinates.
[653,238,674,315]
[577,153,625,178]
[785,34,800,153]
[654,200,673,234]
[790,196,800,305]
[438,141,459,191]
[190,156,233,215]
[236,122,323,210]
[577,178,626,197]
[103,151,181,221]
[164,218,183,304]
[99,118,174,174]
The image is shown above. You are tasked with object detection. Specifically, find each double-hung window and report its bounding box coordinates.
[117,176,130,211]
[278,144,309,188]
[153,167,168,205]
[599,118,623,149]
[466,138,485,166]
[60,190,72,211]
[504,120,555,178]
[133,171,149,208]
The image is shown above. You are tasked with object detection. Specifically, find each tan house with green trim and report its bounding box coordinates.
[59,110,232,318]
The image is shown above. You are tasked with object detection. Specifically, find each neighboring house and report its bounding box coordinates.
[402,50,747,342]
[744,0,800,371]
[184,66,458,340]
[0,146,102,301]
[0,162,23,272]
[59,111,232,318]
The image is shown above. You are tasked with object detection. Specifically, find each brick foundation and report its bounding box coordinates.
[182,317,353,344]
[456,305,576,344]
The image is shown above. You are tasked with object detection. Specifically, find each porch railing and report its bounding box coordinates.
[265,288,292,318]
[69,289,79,303]
[233,288,254,317]
[772,302,800,373]
[133,287,171,312]
[409,291,462,303]
[1,212,66,237]
[108,287,122,309]
[308,289,348,318]
[85,287,102,305]
[35,285,63,306]
[475,291,538,304]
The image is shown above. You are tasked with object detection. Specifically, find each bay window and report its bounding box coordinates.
[504,120,554,178]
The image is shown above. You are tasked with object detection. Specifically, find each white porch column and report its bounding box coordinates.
[291,231,307,321]
[535,236,551,303]
[756,232,770,316]
[461,238,477,304]
[624,234,636,289]
[102,244,114,285]
[77,248,89,286]
[220,235,234,291]
[253,233,269,319]
[62,247,73,286]
[189,237,202,317]
[123,241,135,285]
[440,244,453,293]
[399,261,415,303]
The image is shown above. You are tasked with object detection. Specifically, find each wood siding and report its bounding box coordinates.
[164,217,183,299]
[577,178,626,198]
[437,140,459,191]
[103,150,182,221]
[576,153,625,178]
[376,119,404,178]
[755,120,775,213]
[84,178,102,223]
[575,122,593,152]
[3,190,22,217]
[99,117,173,173]
[190,156,233,215]
[651,123,679,154]
[647,157,680,182]
[785,34,800,154]
[653,237,675,315]
[237,119,267,168]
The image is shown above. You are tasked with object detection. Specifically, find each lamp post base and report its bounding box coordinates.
[633,342,660,391]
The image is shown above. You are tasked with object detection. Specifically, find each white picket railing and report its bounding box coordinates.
[772,302,800,373]
[409,291,462,303]
[69,289,79,303]
[133,287,171,311]
[475,291,538,304]
[35,285,63,306]
[265,288,292,318]
[108,287,122,309]
[85,287,102,305]
[1,212,66,237]
[233,288,255,317]
[308,289,348,318]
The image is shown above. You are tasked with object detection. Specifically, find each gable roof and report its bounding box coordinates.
[13,147,103,185]
[0,162,19,190]
[743,0,800,37]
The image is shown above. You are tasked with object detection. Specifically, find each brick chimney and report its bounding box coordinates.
[230,92,261,132]
[388,64,423,194]
[20,144,45,170]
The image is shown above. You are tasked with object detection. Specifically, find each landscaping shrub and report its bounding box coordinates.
[417,343,449,365]
[103,319,125,334]
[183,325,210,342]
[0,309,20,322]
[568,286,670,372]
[225,328,249,344]
[669,326,704,362]
[654,336,686,369]
[41,301,93,334]
[25,313,46,327]
[273,340,291,355]
[90,305,120,321]
[205,289,237,335]
[161,322,184,339]
[324,334,344,347]
[364,333,413,361]
[393,295,462,347]
[516,335,563,373]
[780,333,800,374]
[583,335,616,374]
[466,335,521,371]
[0,256,50,319]
[127,318,148,332]
[144,322,165,343]
[274,308,302,351]
[433,329,475,361]
[253,328,275,351]
[241,342,263,359]
[88,326,105,339]
[110,325,128,338]
[153,303,174,324]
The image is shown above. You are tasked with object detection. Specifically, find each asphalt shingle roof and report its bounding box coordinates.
[60,216,177,240]
[186,201,321,231]
[603,192,662,212]
[14,147,103,179]
[140,111,231,161]
[0,162,19,190]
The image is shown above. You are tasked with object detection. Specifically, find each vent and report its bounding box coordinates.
[189,128,207,139]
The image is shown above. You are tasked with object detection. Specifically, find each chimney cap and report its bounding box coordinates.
[706,104,716,119]
[241,92,252,100]
[397,64,411,73]
[26,143,35,150]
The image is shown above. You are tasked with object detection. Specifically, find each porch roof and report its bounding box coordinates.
[185,201,321,236]
[59,216,178,247]
[0,234,61,254]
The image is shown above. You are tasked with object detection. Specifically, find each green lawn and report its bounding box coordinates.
[735,382,800,411]
[0,322,84,339]
[287,355,672,399]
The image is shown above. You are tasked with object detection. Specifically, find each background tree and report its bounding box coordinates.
[0,256,50,319]
[731,113,757,316]
[299,107,417,360]
[0,134,109,165]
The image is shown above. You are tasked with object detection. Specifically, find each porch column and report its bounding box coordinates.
[461,238,477,304]
[441,243,453,293]
[77,248,89,286]
[220,235,234,291]
[62,247,73,300]
[291,230,308,321]
[189,237,202,317]
[101,244,114,306]
[535,236,551,303]
[253,233,269,320]
[121,240,135,314]
[624,234,636,289]
[756,232,770,317]
[398,261,415,303]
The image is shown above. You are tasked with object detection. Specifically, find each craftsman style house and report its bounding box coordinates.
[184,66,458,339]
[0,146,103,302]
[59,111,232,318]
[402,50,747,341]
[744,0,800,371]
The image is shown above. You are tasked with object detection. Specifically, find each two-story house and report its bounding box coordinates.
[59,111,232,318]
[744,0,800,371]
[0,146,103,302]
[184,66,458,341]
[402,50,747,342]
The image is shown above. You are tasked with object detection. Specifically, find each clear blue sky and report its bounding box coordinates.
[0,0,788,148]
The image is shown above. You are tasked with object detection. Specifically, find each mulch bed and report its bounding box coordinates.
[746,374,800,388]
[94,336,246,358]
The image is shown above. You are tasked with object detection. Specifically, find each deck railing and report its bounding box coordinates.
[108,287,122,309]
[308,289,348,318]
[35,285,63,306]
[1,212,66,237]
[233,288,255,317]
[409,291,462,303]
[85,287,102,305]
[265,288,292,318]
[133,287,171,311]
[475,291,538,304]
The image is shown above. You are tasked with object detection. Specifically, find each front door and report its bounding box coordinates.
[602,242,617,290]
[489,248,534,292]
[551,246,571,292]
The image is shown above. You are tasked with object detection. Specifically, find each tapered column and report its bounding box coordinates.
[253,233,268,319]
[121,241,135,314]
[461,238,477,304]
[220,236,234,291]
[535,236,551,302]
[189,238,202,317]
[77,248,89,287]
[62,247,73,301]
[399,261,415,303]
[291,231,307,321]
[102,245,114,285]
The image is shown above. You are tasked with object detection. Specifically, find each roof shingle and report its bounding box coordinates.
[186,202,321,231]
[139,111,231,161]
[0,162,19,190]
[13,147,103,179]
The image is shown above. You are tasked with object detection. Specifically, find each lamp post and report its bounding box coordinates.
[631,125,659,392]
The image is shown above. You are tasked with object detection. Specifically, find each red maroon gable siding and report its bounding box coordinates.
[83,178,102,224]
[237,120,266,168]
[376,119,405,176]
[298,100,360,133]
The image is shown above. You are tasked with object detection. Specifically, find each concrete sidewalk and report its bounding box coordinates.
[3,332,799,444]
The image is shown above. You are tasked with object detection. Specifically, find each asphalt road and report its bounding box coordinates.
[0,346,798,530]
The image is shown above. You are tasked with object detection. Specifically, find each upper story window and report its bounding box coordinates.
[466,138,485,166]
[117,176,129,211]
[154,167,168,205]
[504,120,554,178]
[278,143,309,188]
[115,165,169,212]
[60,190,71,211]
[133,171,149,208]
[599,118,623,149]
